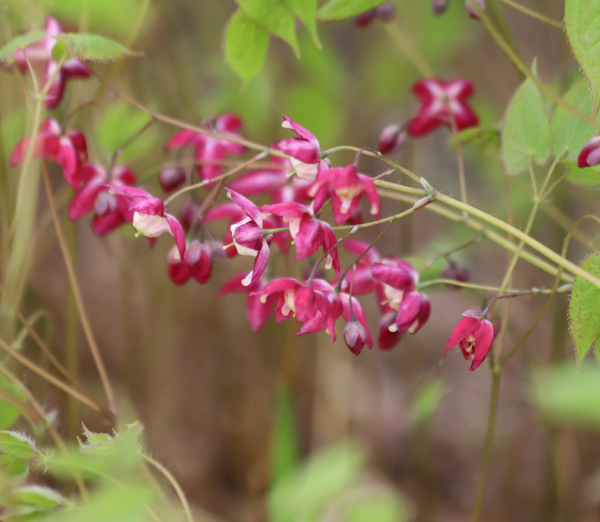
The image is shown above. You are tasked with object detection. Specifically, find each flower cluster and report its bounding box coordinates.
[2,17,90,108]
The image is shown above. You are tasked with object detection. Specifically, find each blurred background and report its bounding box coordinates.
[4,0,600,521]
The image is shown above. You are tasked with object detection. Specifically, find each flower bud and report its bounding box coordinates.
[159,167,187,193]
[167,245,190,286]
[375,1,396,21]
[465,0,486,19]
[184,240,212,284]
[344,321,367,355]
[353,10,376,27]
[378,124,406,154]
[441,262,470,290]
[578,135,600,168]
[432,0,450,15]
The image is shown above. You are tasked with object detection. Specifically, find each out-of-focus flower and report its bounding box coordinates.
[165,114,245,184]
[578,135,600,168]
[344,321,368,355]
[69,164,137,236]
[353,1,396,27]
[432,0,450,15]
[465,0,487,19]
[378,124,406,154]
[184,240,213,284]
[10,118,88,188]
[167,245,190,286]
[3,17,91,109]
[441,262,470,290]
[407,79,479,137]
[158,167,187,193]
[444,310,494,370]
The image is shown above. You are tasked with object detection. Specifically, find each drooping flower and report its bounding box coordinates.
[3,17,91,109]
[444,310,494,371]
[260,201,340,275]
[276,116,322,181]
[308,164,381,225]
[158,167,187,193]
[226,189,271,288]
[69,164,137,236]
[578,135,600,168]
[184,240,213,284]
[10,118,88,188]
[165,114,245,184]
[106,186,186,259]
[167,245,191,286]
[407,79,479,137]
[344,321,368,355]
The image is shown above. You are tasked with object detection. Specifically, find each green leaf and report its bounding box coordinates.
[568,253,600,366]
[238,0,299,56]
[0,377,25,430]
[317,0,387,21]
[532,363,600,428]
[55,33,137,63]
[0,31,47,62]
[565,0,600,115]
[566,163,600,187]
[411,378,447,426]
[268,442,364,521]
[225,9,270,82]
[283,0,320,47]
[271,383,298,484]
[40,0,153,40]
[501,73,553,175]
[342,488,410,522]
[0,431,37,459]
[0,453,28,477]
[2,485,68,510]
[552,79,600,160]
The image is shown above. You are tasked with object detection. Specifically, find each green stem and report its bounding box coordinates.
[382,23,434,78]
[379,188,571,282]
[471,371,501,522]
[42,163,118,414]
[142,454,194,522]
[418,278,569,294]
[500,0,563,29]
[477,4,600,132]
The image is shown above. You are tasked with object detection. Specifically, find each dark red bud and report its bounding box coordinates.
[344,321,367,355]
[353,10,376,27]
[375,1,396,21]
[159,167,187,193]
[441,263,470,290]
[432,0,450,15]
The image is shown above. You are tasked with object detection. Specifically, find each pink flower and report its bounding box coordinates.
[4,17,91,109]
[165,114,245,184]
[69,164,137,236]
[158,167,187,193]
[578,135,600,168]
[10,118,88,188]
[254,278,338,339]
[260,201,340,275]
[107,186,186,259]
[277,116,322,181]
[407,79,478,137]
[184,240,213,284]
[444,310,494,371]
[309,165,380,225]
[167,245,190,286]
[432,0,450,15]
[226,189,270,288]
[219,274,277,332]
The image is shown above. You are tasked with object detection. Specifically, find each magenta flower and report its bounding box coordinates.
[578,135,600,168]
[219,273,277,332]
[107,186,186,259]
[226,189,271,288]
[158,167,187,193]
[277,116,322,181]
[4,17,91,109]
[260,201,340,275]
[407,79,478,137]
[254,278,338,339]
[69,164,137,236]
[309,165,380,225]
[444,310,494,371]
[10,118,88,189]
[167,245,191,286]
[184,240,213,284]
[165,114,245,184]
